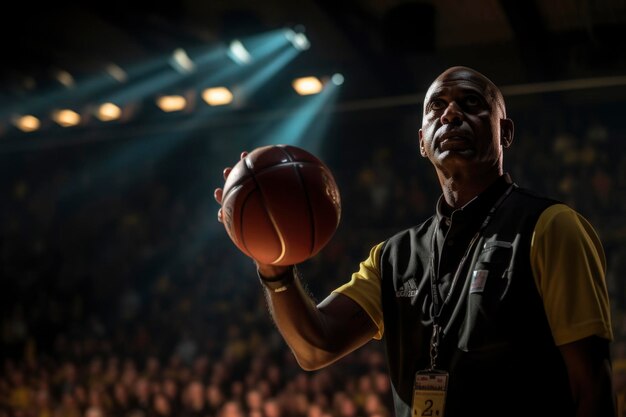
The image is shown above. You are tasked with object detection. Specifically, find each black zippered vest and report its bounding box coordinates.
[380,186,573,417]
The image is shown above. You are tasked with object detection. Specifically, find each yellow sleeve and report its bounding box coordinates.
[530,204,613,346]
[333,242,385,340]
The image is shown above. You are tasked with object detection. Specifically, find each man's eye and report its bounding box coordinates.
[430,99,446,110]
[464,95,480,106]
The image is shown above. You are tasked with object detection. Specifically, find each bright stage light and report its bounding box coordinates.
[52,109,81,127]
[156,95,187,112]
[331,73,344,85]
[170,48,195,74]
[285,29,310,51]
[105,63,128,83]
[256,72,341,152]
[54,69,75,88]
[202,87,233,106]
[96,102,122,121]
[14,115,41,132]
[292,76,323,95]
[228,40,252,65]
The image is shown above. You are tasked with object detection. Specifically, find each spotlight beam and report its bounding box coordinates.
[105,71,186,106]
[256,81,341,154]
[238,47,299,97]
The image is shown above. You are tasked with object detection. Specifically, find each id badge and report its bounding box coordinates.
[411,370,448,417]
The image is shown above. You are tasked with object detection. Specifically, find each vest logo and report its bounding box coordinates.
[470,269,489,293]
[396,279,418,297]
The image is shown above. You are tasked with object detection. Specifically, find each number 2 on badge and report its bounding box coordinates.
[412,394,444,416]
[411,371,448,417]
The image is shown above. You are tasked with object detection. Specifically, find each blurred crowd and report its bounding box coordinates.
[1,292,394,417]
[1,98,626,416]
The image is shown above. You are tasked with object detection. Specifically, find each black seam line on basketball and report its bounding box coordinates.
[226,162,322,194]
[245,153,287,264]
[238,188,254,258]
[238,158,255,257]
[280,146,316,256]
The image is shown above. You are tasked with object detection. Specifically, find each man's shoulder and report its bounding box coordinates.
[384,216,436,247]
[494,185,566,231]
[378,217,436,267]
[510,185,562,207]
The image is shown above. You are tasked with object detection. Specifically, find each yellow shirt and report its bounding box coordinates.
[334,204,613,344]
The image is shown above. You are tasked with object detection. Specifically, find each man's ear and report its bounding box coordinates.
[419,129,427,157]
[500,118,514,148]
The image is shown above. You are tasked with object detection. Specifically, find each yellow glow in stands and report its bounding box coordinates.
[156,95,187,112]
[96,103,122,121]
[15,115,41,132]
[292,77,323,95]
[52,109,81,127]
[202,87,233,106]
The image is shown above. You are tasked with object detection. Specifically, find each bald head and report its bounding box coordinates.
[427,66,507,118]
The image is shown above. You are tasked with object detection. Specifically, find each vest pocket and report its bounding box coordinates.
[473,240,513,283]
[458,240,514,352]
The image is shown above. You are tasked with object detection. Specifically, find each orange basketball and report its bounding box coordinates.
[221,144,341,266]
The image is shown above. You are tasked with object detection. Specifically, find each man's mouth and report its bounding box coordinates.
[439,136,472,152]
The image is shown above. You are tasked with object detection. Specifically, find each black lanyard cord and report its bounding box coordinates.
[429,183,516,323]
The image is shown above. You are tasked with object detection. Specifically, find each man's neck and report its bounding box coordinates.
[438,170,502,209]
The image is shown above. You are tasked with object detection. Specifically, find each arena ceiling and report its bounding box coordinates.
[2,0,626,103]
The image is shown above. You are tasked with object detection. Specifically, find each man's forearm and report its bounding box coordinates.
[259,266,340,370]
[257,265,377,371]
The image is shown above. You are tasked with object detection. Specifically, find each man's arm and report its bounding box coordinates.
[531,205,616,415]
[215,154,378,370]
[258,264,378,371]
[559,336,616,417]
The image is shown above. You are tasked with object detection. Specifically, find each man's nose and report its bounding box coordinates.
[441,102,463,125]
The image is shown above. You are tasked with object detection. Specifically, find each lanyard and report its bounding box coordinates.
[427,183,515,370]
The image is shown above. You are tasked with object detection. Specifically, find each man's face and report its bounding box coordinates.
[419,67,509,176]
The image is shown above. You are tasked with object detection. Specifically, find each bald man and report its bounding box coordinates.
[215,66,616,417]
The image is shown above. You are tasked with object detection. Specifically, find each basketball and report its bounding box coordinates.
[220,144,341,266]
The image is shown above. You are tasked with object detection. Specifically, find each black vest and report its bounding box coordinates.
[380,186,573,417]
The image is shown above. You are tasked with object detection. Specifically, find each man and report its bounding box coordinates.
[214,66,616,416]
